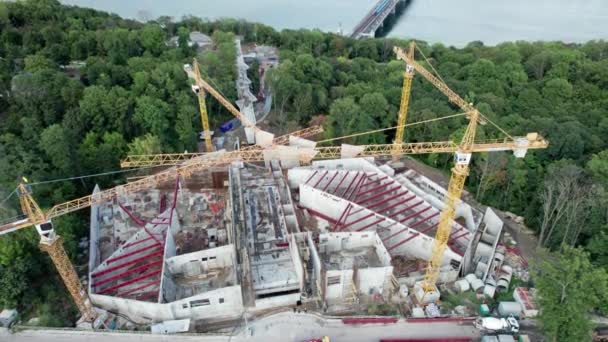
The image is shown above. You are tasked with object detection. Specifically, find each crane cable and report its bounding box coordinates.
[23,165,162,187]
[316,112,467,144]
[415,45,513,140]
[0,188,17,207]
[415,45,448,86]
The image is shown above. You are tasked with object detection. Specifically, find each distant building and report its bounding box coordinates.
[167,31,213,51]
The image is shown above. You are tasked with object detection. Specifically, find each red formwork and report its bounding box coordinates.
[322,171,340,192]
[356,218,385,231]
[344,212,376,227]
[356,180,396,197]
[329,171,349,195]
[405,317,475,323]
[105,243,161,264]
[305,170,319,185]
[380,338,472,342]
[360,175,388,188]
[98,269,162,294]
[313,171,329,188]
[116,279,161,297]
[357,186,401,205]
[399,206,432,224]
[388,232,420,252]
[346,174,368,201]
[92,260,163,287]
[342,317,399,325]
[366,191,411,211]
[340,172,361,198]
[91,250,163,278]
[332,204,352,231]
[409,212,440,228]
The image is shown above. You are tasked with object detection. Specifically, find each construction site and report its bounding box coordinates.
[0,36,548,340]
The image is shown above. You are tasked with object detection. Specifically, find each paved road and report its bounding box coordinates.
[2,312,480,342]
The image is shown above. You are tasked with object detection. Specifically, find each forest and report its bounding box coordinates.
[0,0,607,337]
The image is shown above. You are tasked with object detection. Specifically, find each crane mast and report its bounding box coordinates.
[192,59,214,152]
[17,183,95,322]
[393,41,416,161]
[422,110,479,296]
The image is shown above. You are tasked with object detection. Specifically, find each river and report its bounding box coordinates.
[59,0,607,46]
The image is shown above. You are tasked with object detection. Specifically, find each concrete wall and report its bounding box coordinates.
[91,285,244,324]
[89,185,102,293]
[165,244,236,275]
[319,232,392,297]
[159,267,177,303]
[287,158,385,191]
[312,158,384,174]
[289,234,305,290]
[325,269,354,300]
[320,232,376,253]
[479,207,503,281]
[307,233,322,297]
[374,233,391,265]
[483,207,503,236]
[160,232,178,303]
[358,266,393,296]
[252,292,301,312]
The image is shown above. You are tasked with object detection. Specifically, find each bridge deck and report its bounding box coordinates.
[351,0,400,39]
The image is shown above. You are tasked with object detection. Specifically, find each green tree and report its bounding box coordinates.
[24,54,55,72]
[139,24,165,56]
[533,246,608,342]
[359,92,390,127]
[127,134,162,155]
[134,96,172,142]
[587,150,608,187]
[175,93,197,152]
[78,131,126,173]
[39,124,75,174]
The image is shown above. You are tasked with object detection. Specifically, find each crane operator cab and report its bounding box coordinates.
[35,221,56,243]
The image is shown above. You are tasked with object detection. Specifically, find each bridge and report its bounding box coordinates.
[351,0,405,39]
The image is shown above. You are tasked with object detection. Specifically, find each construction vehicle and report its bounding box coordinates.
[305,337,330,342]
[475,316,520,335]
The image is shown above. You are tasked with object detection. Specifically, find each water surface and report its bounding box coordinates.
[60,0,608,46]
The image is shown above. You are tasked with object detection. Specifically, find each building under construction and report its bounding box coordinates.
[86,154,506,328]
[0,38,546,332]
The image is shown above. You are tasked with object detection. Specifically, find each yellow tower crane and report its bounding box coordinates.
[392,41,416,161]
[14,182,96,322]
[191,58,214,152]
[393,45,516,301]
[186,60,323,149]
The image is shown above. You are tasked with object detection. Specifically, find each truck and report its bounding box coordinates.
[475,315,519,334]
